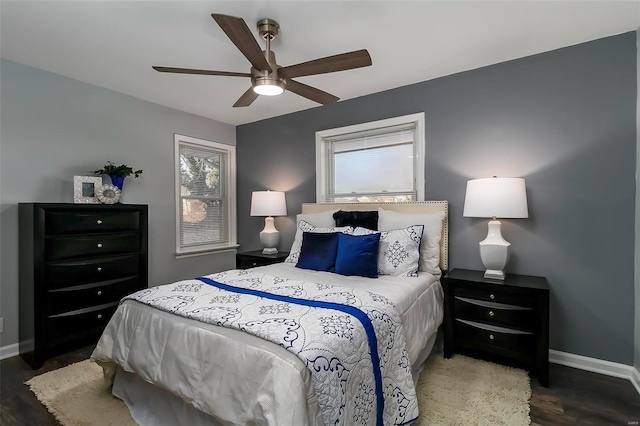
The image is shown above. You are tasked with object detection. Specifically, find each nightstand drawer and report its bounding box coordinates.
[454,319,534,363]
[236,251,290,270]
[454,296,534,331]
[454,285,534,307]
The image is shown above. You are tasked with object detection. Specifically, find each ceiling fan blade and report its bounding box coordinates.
[233,87,259,107]
[153,66,251,78]
[280,49,372,79]
[211,14,271,72]
[286,79,339,105]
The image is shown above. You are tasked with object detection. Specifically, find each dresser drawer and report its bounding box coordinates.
[454,319,534,363]
[46,211,140,235]
[46,276,140,315]
[47,302,118,344]
[46,254,140,288]
[454,285,534,307]
[454,296,534,331]
[46,233,139,261]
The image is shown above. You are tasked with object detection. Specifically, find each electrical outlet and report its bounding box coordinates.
[0,318,3,333]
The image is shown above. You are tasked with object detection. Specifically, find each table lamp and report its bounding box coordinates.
[250,190,287,254]
[463,177,528,280]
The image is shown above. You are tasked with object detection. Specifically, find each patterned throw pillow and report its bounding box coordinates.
[378,225,424,277]
[352,225,424,277]
[285,220,352,264]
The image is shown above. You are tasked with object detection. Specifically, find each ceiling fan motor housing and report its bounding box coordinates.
[251,49,286,92]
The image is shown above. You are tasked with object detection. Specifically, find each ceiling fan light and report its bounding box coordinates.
[253,80,285,96]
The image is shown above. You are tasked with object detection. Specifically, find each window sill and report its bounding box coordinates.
[175,245,239,259]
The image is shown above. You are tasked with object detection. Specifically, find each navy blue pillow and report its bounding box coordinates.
[296,232,339,272]
[335,232,380,278]
[333,210,378,230]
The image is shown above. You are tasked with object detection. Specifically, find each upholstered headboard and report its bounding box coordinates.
[302,201,449,271]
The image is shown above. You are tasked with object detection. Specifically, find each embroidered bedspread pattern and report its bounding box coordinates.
[123,269,419,426]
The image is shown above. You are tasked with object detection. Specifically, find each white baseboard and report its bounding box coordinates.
[549,349,640,396]
[0,343,19,360]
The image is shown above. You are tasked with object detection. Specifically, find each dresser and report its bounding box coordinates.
[443,268,549,387]
[19,203,148,369]
[236,250,289,269]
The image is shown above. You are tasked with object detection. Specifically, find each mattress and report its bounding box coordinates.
[92,264,444,425]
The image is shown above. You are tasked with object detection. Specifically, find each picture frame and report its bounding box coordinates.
[73,175,102,204]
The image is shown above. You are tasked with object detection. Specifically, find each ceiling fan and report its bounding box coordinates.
[153,14,372,107]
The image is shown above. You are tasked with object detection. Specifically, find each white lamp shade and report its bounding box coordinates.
[463,177,528,219]
[250,191,287,217]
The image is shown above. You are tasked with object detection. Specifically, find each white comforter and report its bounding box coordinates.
[92,263,443,426]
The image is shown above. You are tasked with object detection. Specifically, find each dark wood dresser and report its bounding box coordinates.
[443,268,550,387]
[19,203,148,369]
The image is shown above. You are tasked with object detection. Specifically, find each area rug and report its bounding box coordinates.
[26,353,531,426]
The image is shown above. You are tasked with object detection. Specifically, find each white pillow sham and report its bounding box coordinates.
[285,220,351,264]
[377,208,446,277]
[295,209,338,228]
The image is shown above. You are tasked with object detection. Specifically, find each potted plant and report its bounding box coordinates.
[93,161,143,191]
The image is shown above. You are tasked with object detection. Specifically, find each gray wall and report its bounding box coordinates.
[636,28,640,371]
[238,32,638,365]
[0,59,237,349]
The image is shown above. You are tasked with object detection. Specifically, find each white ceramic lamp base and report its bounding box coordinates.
[259,216,280,254]
[479,220,511,280]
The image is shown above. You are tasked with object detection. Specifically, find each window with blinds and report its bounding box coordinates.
[175,135,236,255]
[316,113,425,203]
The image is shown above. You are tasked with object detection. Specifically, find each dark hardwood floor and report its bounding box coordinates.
[1,346,639,425]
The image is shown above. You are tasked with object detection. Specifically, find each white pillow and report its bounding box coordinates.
[285,220,351,264]
[378,208,446,277]
[295,210,338,228]
[352,226,424,277]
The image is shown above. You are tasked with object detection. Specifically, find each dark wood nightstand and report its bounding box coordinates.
[236,250,290,269]
[443,268,550,387]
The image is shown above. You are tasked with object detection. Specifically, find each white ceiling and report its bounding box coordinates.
[1,1,638,126]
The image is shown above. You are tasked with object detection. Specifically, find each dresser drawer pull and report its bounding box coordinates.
[97,267,102,272]
[97,290,103,296]
[489,334,495,340]
[489,294,495,300]
[97,313,103,319]
[97,243,103,248]
[489,310,495,317]
[97,220,103,225]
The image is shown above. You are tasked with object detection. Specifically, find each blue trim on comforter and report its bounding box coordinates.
[196,276,384,426]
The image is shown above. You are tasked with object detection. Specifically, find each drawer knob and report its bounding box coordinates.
[97,220,103,225]
[97,290,103,296]
[489,294,496,300]
[489,310,495,317]
[252,262,257,266]
[97,314,103,319]
[489,334,495,340]
[97,267,102,272]
[97,243,103,248]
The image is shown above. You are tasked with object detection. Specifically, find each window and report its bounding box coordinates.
[175,134,236,255]
[316,113,425,203]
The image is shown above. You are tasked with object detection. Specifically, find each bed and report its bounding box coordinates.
[91,201,448,426]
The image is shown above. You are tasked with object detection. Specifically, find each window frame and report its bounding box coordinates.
[315,112,426,203]
[174,134,237,257]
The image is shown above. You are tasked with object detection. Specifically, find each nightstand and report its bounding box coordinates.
[443,268,549,387]
[236,250,290,269]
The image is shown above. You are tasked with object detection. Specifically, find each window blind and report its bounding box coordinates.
[178,144,228,248]
[324,124,417,202]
